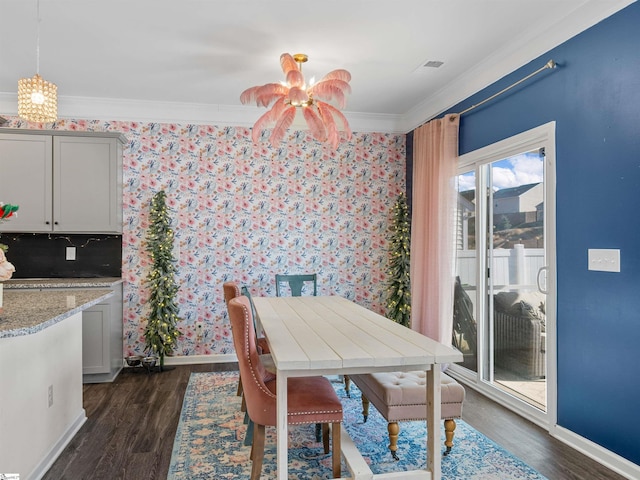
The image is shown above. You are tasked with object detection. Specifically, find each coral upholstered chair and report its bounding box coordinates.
[223,281,246,397]
[223,281,270,357]
[223,281,272,446]
[228,296,343,479]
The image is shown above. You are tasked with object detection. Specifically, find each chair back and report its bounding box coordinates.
[240,285,258,320]
[241,285,264,351]
[228,296,277,427]
[275,273,317,297]
[223,281,241,304]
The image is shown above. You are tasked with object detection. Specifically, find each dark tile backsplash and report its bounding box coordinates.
[0,233,122,278]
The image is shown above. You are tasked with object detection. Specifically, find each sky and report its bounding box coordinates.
[458,150,544,192]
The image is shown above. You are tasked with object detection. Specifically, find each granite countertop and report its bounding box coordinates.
[3,277,123,289]
[0,288,114,338]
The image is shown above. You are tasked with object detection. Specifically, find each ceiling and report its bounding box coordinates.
[0,0,634,133]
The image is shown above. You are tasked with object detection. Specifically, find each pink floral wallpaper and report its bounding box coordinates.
[2,117,406,357]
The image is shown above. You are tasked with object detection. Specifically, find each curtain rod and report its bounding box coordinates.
[451,59,557,120]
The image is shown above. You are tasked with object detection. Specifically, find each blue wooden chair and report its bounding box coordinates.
[276,274,353,399]
[275,273,323,440]
[275,273,317,297]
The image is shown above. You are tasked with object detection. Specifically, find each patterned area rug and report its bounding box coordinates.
[168,372,547,479]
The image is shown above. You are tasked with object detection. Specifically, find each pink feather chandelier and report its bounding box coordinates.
[240,53,352,149]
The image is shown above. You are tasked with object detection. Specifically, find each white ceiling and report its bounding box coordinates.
[0,0,634,133]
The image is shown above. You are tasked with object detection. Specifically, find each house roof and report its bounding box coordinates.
[493,183,540,200]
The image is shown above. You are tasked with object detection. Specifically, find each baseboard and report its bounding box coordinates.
[83,366,123,384]
[28,409,87,480]
[551,424,640,480]
[163,353,238,365]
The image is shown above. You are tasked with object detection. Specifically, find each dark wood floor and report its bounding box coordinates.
[43,363,626,480]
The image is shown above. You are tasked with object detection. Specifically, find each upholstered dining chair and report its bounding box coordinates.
[228,295,343,479]
[223,281,245,397]
[223,281,272,446]
[275,273,317,297]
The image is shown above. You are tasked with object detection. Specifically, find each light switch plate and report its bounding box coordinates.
[66,246,76,261]
[588,248,620,272]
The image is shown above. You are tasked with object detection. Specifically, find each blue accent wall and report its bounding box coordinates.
[443,2,640,466]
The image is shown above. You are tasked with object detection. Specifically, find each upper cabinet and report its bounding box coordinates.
[0,129,126,234]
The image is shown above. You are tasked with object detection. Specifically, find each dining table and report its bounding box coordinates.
[252,295,463,480]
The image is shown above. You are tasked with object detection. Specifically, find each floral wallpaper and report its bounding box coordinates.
[2,117,406,357]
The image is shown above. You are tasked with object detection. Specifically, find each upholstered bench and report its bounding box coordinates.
[347,371,465,460]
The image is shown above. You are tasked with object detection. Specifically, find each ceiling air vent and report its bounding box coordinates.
[423,60,444,68]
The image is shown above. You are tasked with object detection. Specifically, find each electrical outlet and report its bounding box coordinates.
[66,246,76,261]
[196,323,204,341]
[48,384,54,407]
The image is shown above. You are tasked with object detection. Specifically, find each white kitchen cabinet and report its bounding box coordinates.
[0,133,53,231]
[82,302,111,374]
[82,282,123,383]
[0,129,125,233]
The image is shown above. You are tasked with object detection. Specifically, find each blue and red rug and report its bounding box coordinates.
[168,371,547,479]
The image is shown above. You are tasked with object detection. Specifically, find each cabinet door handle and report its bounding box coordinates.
[54,221,59,225]
[45,221,50,225]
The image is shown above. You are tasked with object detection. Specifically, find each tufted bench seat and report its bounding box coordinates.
[348,371,465,460]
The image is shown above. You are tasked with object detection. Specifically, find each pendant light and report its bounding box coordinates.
[18,0,57,123]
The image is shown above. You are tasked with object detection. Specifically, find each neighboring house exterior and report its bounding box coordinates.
[493,183,542,215]
[456,190,476,250]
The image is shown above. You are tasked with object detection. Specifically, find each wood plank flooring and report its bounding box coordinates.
[42,363,626,480]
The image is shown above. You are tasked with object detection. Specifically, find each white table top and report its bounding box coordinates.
[253,295,462,374]
[252,295,463,479]
[252,295,464,479]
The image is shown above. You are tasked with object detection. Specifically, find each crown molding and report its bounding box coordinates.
[0,92,405,134]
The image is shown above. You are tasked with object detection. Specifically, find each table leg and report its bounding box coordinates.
[276,371,288,480]
[427,367,442,480]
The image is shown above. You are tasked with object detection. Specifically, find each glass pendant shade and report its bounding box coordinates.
[18,73,57,123]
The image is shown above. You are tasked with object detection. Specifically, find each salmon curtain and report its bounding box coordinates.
[410,114,460,345]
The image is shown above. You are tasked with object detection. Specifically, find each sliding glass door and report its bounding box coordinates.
[452,123,555,424]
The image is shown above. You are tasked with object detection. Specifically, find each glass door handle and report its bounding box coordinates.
[537,266,548,294]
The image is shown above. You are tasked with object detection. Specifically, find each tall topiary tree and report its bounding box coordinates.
[385,193,411,327]
[144,190,182,369]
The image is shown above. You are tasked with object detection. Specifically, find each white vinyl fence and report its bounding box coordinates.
[456,244,545,290]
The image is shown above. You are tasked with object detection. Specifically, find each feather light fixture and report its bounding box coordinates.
[240,53,352,149]
[18,0,57,123]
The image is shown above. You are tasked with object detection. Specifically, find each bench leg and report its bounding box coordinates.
[444,419,457,455]
[388,421,400,460]
[361,394,370,422]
